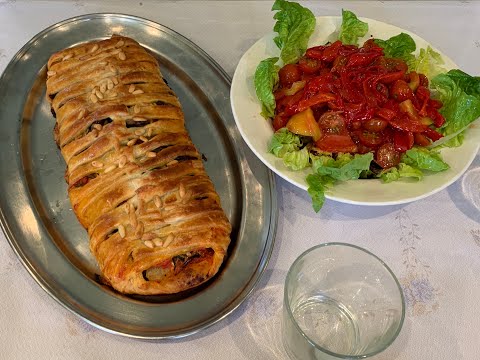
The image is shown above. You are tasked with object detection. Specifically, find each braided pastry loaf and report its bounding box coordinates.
[46,35,231,295]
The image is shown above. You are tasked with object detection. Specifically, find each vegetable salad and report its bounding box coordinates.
[254,0,480,211]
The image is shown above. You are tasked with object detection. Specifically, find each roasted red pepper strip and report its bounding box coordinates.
[320,41,343,62]
[427,108,446,127]
[279,90,305,115]
[389,116,428,133]
[423,127,444,142]
[315,134,358,153]
[393,130,414,152]
[376,107,397,121]
[295,93,337,113]
[346,51,383,68]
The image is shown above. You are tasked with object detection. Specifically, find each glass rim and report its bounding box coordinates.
[284,242,406,359]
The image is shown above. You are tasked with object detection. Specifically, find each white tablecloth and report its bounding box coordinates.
[1,1,480,359]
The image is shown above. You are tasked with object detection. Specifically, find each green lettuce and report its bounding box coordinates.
[306,153,373,212]
[411,46,446,79]
[306,174,334,212]
[380,163,424,183]
[338,9,368,46]
[254,57,279,118]
[268,129,310,171]
[402,147,449,172]
[431,69,480,141]
[268,127,302,156]
[272,0,316,64]
[433,132,464,149]
[444,69,480,95]
[312,153,374,181]
[283,147,310,170]
[374,33,416,68]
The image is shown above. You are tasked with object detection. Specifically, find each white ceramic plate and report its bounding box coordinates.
[231,16,480,206]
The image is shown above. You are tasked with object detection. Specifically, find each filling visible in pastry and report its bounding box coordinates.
[142,248,215,288]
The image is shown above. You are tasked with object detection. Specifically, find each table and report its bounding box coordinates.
[1,1,479,359]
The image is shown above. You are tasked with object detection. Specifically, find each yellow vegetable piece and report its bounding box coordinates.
[286,108,322,141]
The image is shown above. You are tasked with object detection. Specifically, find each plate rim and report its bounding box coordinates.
[0,12,278,339]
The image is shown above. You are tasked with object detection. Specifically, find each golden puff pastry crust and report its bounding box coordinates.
[46,35,232,295]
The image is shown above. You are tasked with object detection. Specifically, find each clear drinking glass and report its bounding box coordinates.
[283,242,405,360]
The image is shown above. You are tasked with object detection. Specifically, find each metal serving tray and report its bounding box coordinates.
[0,13,277,338]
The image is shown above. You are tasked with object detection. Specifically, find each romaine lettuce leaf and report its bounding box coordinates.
[374,33,416,68]
[443,69,480,96]
[283,146,310,170]
[433,132,465,149]
[268,129,310,170]
[338,9,368,46]
[431,69,480,138]
[254,57,279,118]
[312,153,374,181]
[306,173,334,212]
[380,163,424,183]
[268,127,302,156]
[411,46,446,79]
[305,153,373,212]
[402,147,449,171]
[272,0,316,64]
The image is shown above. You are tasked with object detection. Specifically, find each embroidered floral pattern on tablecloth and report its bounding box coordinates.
[397,209,441,316]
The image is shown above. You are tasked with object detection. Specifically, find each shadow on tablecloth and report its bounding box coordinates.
[448,153,480,224]
[224,267,414,360]
[277,176,405,222]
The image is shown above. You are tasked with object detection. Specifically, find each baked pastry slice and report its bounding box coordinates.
[46,35,231,295]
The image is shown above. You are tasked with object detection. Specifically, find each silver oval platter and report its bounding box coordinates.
[0,14,277,338]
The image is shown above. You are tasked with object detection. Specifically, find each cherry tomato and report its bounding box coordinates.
[363,118,389,132]
[317,111,347,134]
[356,130,386,147]
[278,64,301,87]
[375,143,401,169]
